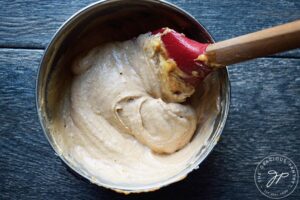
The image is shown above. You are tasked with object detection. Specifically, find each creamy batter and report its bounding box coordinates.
[50,33,221,186]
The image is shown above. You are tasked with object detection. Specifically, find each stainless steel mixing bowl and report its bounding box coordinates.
[36,0,230,193]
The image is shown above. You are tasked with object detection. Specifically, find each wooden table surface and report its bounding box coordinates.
[0,0,299,199]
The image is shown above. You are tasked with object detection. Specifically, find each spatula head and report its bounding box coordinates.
[153,28,212,86]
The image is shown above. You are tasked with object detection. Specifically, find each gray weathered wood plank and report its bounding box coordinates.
[0,0,299,57]
[0,49,299,199]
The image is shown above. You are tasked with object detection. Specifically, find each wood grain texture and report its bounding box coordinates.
[0,49,299,199]
[0,0,300,199]
[0,0,299,57]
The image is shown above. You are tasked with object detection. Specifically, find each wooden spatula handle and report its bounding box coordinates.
[205,20,300,66]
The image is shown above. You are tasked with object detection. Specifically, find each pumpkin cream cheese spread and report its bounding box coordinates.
[51,32,220,185]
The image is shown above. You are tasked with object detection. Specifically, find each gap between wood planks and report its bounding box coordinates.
[0,46,299,60]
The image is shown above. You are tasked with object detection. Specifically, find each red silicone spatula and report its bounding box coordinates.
[153,20,300,85]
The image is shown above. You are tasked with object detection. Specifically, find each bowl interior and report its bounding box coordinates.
[37,0,230,193]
